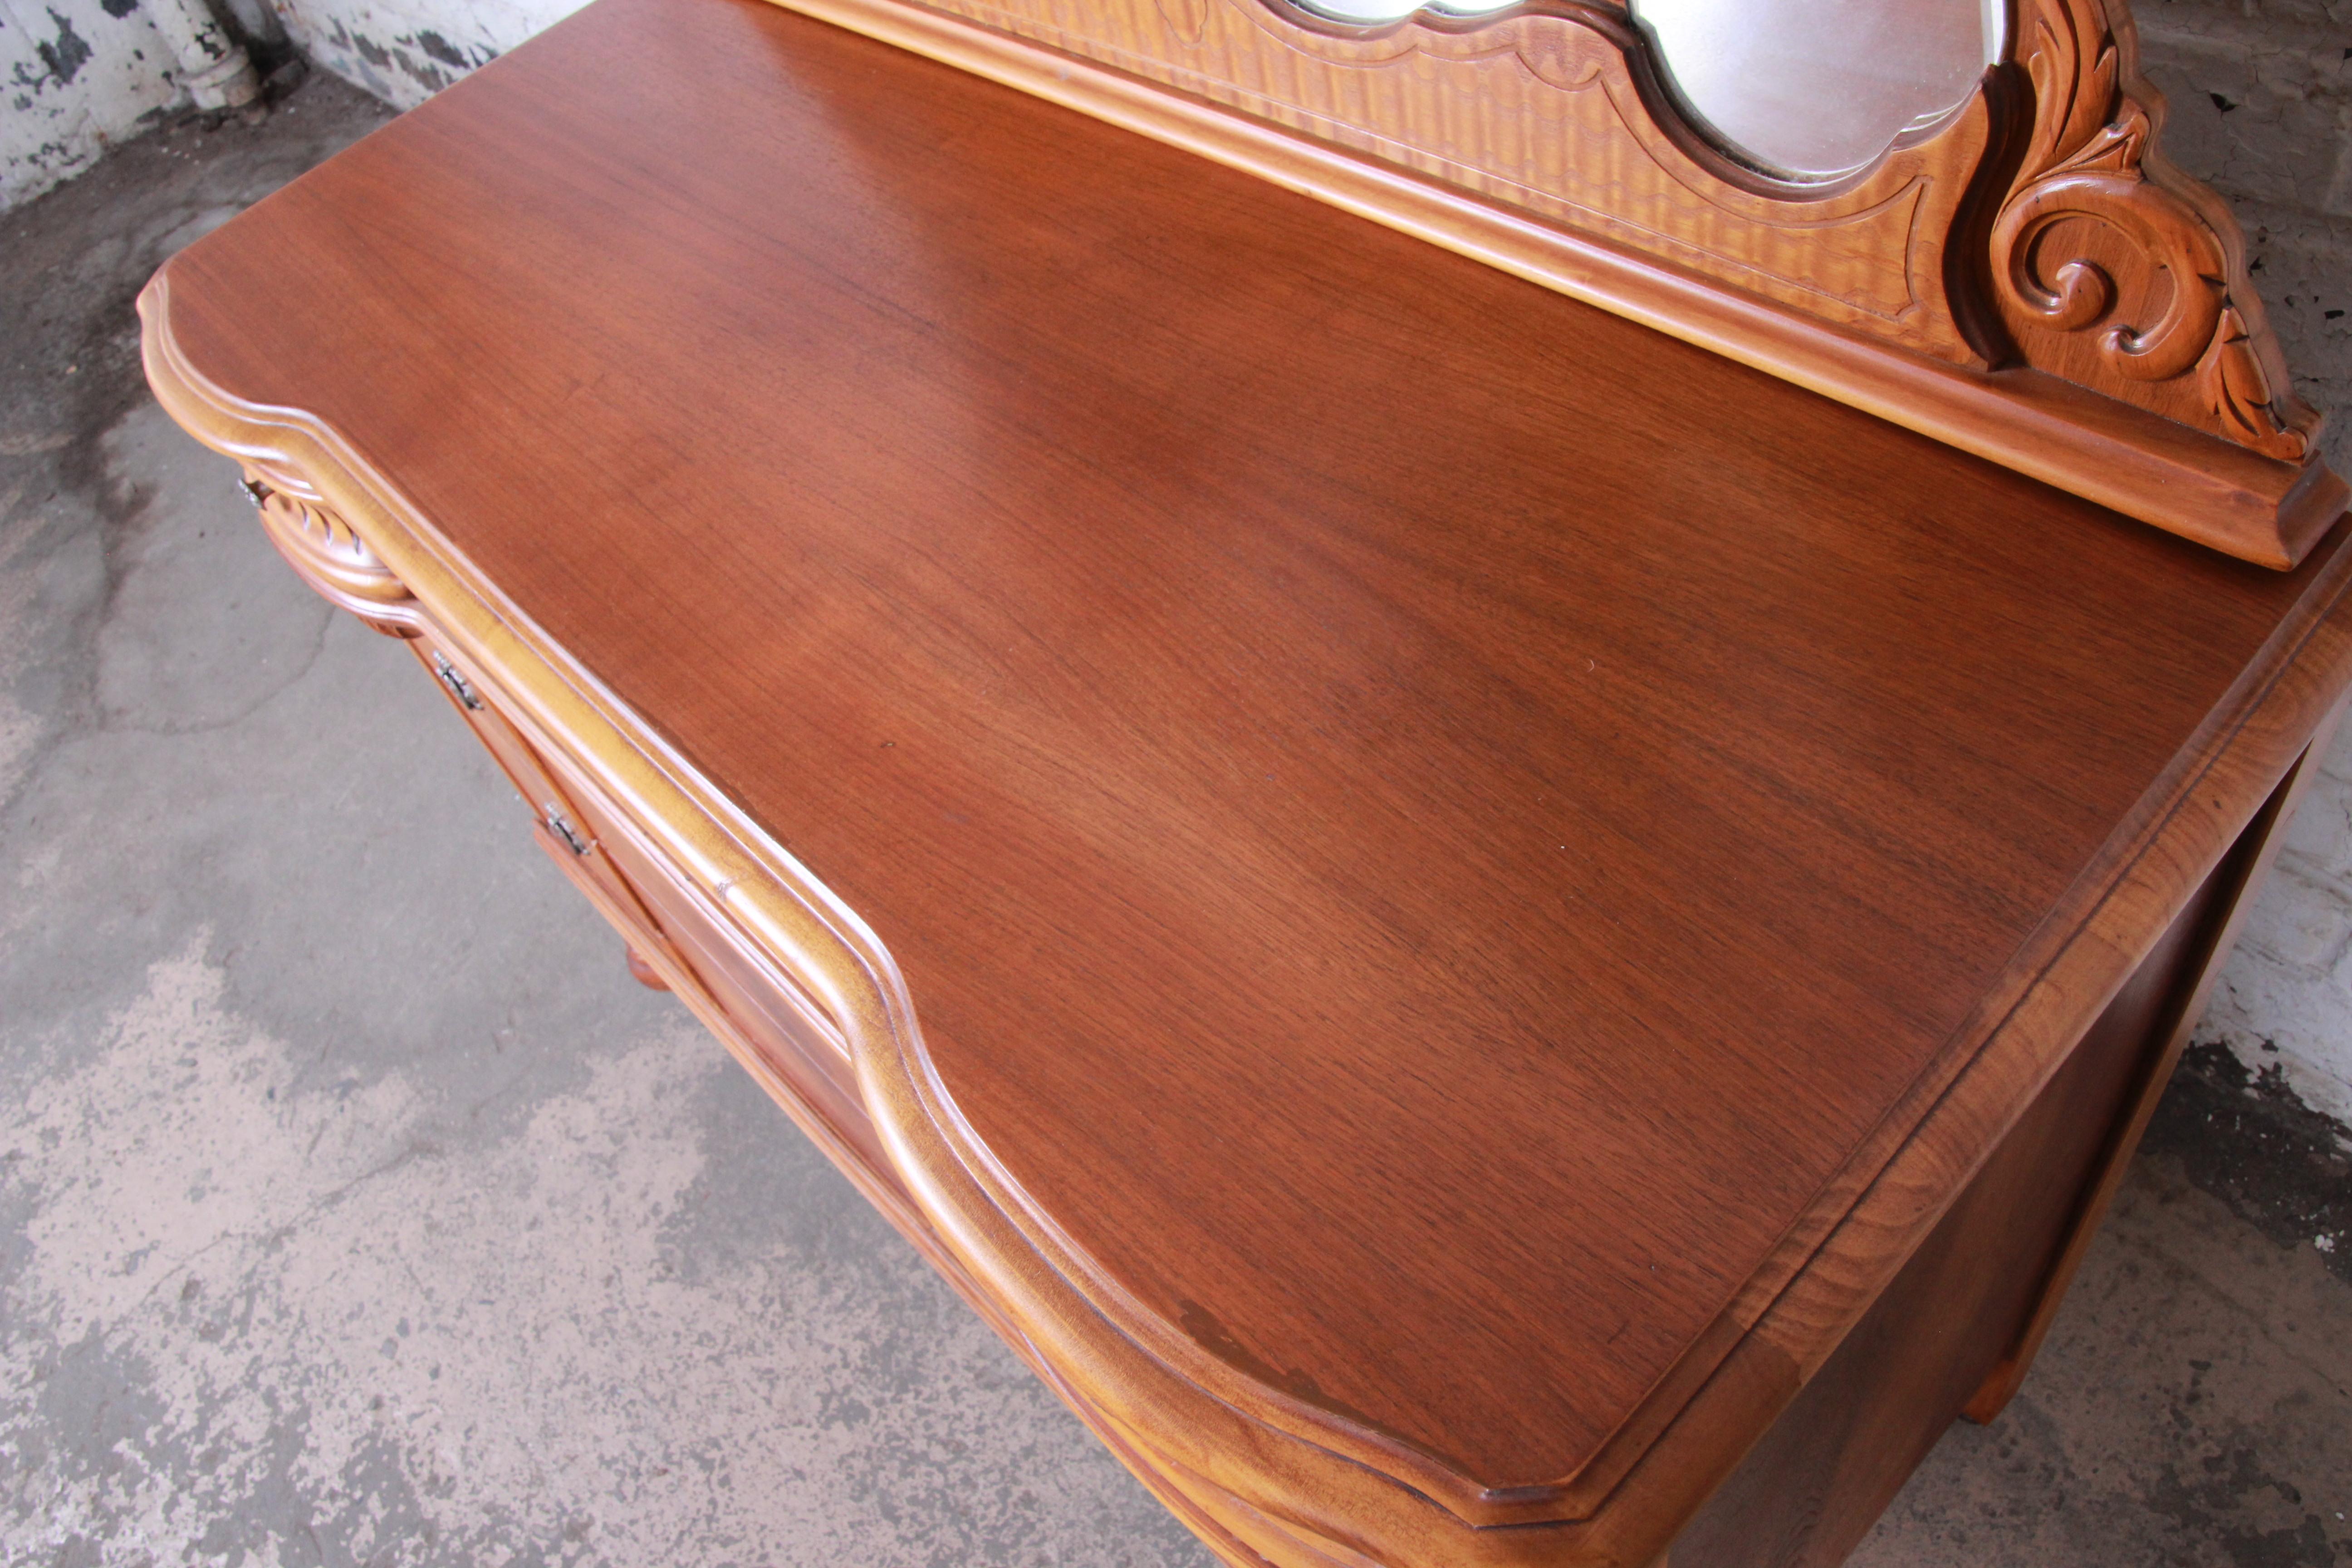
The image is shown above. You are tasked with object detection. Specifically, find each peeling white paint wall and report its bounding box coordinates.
[268,0,581,107]
[2144,0,2352,1134]
[2,0,189,207]
[0,0,579,210]
[2197,724,2352,1131]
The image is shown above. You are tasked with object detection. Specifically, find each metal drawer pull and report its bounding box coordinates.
[431,650,485,710]
[543,804,589,856]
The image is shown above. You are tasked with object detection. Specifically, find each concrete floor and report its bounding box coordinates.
[2,73,2349,1568]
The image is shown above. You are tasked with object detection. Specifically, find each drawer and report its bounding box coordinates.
[404,632,897,1188]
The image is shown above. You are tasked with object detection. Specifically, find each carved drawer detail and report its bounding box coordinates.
[239,469,421,636]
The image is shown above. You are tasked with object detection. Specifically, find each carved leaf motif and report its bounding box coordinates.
[1994,115,2223,384]
[2199,307,2308,460]
[249,479,419,634]
[2017,0,2116,178]
[1992,0,2311,461]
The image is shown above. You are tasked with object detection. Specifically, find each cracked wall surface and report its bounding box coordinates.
[264,0,581,108]
[1,0,193,208]
[0,0,581,209]
[2139,0,2352,1131]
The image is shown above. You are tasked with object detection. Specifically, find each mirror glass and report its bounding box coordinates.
[1286,0,2002,184]
[1297,0,1517,24]
[1629,0,2003,180]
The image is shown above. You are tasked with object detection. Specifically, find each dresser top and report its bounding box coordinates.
[150,0,2350,1513]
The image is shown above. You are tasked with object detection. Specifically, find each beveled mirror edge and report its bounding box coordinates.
[1622,0,2004,183]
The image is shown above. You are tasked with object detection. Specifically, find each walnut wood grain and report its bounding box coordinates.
[908,0,1994,359]
[1960,697,2347,1424]
[137,0,2352,1559]
[406,626,924,1261]
[745,0,2341,564]
[1671,764,2288,1567]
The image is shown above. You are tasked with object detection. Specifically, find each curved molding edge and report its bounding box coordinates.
[140,224,2352,1560]
[241,466,424,636]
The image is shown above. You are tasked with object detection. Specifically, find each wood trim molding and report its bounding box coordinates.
[744,0,2344,566]
[139,256,2352,1562]
[1991,0,2322,466]
[244,466,421,636]
[1960,691,2352,1424]
[931,0,1997,360]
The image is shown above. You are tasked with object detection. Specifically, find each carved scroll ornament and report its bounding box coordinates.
[767,0,2338,560]
[1992,0,2319,462]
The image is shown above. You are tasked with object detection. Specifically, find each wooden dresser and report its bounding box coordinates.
[141,0,2352,1562]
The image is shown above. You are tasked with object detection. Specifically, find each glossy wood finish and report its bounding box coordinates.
[754,0,2342,563]
[1672,744,2314,1567]
[1958,697,2346,1425]
[916,0,1999,359]
[138,0,2352,1561]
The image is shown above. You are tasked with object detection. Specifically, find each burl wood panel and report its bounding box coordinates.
[140,0,2352,1556]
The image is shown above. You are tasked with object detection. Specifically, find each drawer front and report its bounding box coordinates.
[555,764,895,1181]
[404,632,898,1191]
